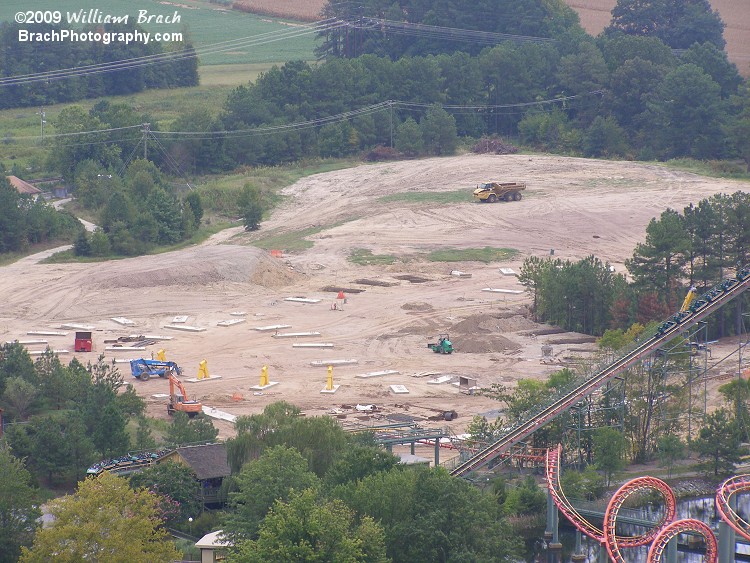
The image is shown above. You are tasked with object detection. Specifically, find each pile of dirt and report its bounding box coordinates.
[450,313,532,334]
[471,136,519,155]
[88,245,301,290]
[455,334,521,354]
[401,302,433,311]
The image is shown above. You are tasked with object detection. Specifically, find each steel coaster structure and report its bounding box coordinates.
[547,444,721,562]
[716,475,750,541]
[449,266,750,477]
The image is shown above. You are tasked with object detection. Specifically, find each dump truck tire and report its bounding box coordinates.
[488,194,497,203]
[513,192,522,201]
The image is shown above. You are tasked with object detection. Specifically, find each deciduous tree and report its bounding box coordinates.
[20,472,179,563]
[0,446,39,563]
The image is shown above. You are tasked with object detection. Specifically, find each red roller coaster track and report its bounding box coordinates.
[451,267,750,478]
[716,475,750,541]
[547,444,720,562]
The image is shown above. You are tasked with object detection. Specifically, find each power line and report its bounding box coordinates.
[0,19,344,87]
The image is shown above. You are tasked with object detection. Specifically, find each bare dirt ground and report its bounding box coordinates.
[1,154,748,447]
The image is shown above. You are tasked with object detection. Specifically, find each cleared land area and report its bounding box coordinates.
[2,154,747,445]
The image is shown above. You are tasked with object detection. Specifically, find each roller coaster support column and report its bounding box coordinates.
[571,531,585,562]
[719,494,737,563]
[434,440,440,465]
[544,489,561,562]
[666,538,677,563]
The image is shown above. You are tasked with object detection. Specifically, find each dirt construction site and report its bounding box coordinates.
[1,154,748,447]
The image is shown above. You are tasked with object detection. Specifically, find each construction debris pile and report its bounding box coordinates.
[471,137,519,155]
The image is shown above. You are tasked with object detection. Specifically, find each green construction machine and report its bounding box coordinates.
[428,334,453,354]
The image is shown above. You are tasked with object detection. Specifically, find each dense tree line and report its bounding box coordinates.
[157,34,748,175]
[0,176,81,253]
[0,21,198,109]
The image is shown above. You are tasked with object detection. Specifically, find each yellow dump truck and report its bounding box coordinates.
[473,182,526,203]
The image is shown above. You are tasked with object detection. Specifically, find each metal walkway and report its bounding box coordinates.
[449,267,750,477]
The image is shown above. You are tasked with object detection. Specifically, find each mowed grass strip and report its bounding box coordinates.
[348,248,397,265]
[233,0,326,21]
[426,247,518,263]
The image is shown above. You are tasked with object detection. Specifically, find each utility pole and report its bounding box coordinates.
[38,107,46,140]
[142,122,150,160]
[389,101,393,148]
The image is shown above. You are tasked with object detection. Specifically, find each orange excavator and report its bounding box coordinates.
[166,368,202,418]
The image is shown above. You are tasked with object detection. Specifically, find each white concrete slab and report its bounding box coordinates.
[284,297,322,304]
[184,375,223,383]
[293,343,334,348]
[427,375,454,384]
[255,324,292,331]
[113,358,135,364]
[230,311,247,316]
[356,370,400,379]
[163,324,206,332]
[320,385,340,394]
[202,406,237,423]
[272,331,322,338]
[172,316,188,323]
[105,345,146,351]
[390,384,409,394]
[151,393,169,398]
[60,323,95,330]
[499,268,517,276]
[28,330,67,336]
[6,339,47,345]
[250,381,280,390]
[481,288,524,294]
[111,317,135,326]
[411,371,441,378]
[29,349,70,355]
[217,319,245,327]
[129,334,173,341]
[310,359,358,366]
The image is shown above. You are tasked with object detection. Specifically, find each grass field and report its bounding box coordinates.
[0,0,319,173]
[1,0,317,65]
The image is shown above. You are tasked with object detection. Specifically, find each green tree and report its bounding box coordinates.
[335,467,521,562]
[20,472,179,563]
[224,445,320,541]
[583,115,629,157]
[268,415,349,476]
[89,229,112,256]
[73,231,91,257]
[559,465,605,501]
[185,192,204,224]
[394,118,424,157]
[166,411,219,446]
[130,460,203,522]
[228,489,389,563]
[593,427,628,486]
[644,64,725,159]
[1,376,38,420]
[135,416,157,451]
[626,209,689,309]
[719,378,750,440]
[606,0,726,50]
[502,475,546,516]
[323,446,399,489]
[238,183,264,231]
[694,408,746,476]
[420,104,458,155]
[92,403,130,458]
[0,178,25,253]
[0,446,40,563]
[115,384,146,417]
[656,434,685,478]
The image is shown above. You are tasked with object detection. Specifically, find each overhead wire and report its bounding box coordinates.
[0,19,344,86]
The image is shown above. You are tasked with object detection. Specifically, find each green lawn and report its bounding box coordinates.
[1,0,317,65]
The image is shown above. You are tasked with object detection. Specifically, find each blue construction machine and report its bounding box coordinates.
[130,358,182,381]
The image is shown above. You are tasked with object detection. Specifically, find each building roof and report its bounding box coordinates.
[195,529,232,549]
[175,443,230,480]
[7,175,42,195]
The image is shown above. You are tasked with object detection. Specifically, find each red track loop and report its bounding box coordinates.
[716,475,750,541]
[647,519,717,562]
[546,444,605,542]
[603,476,676,562]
